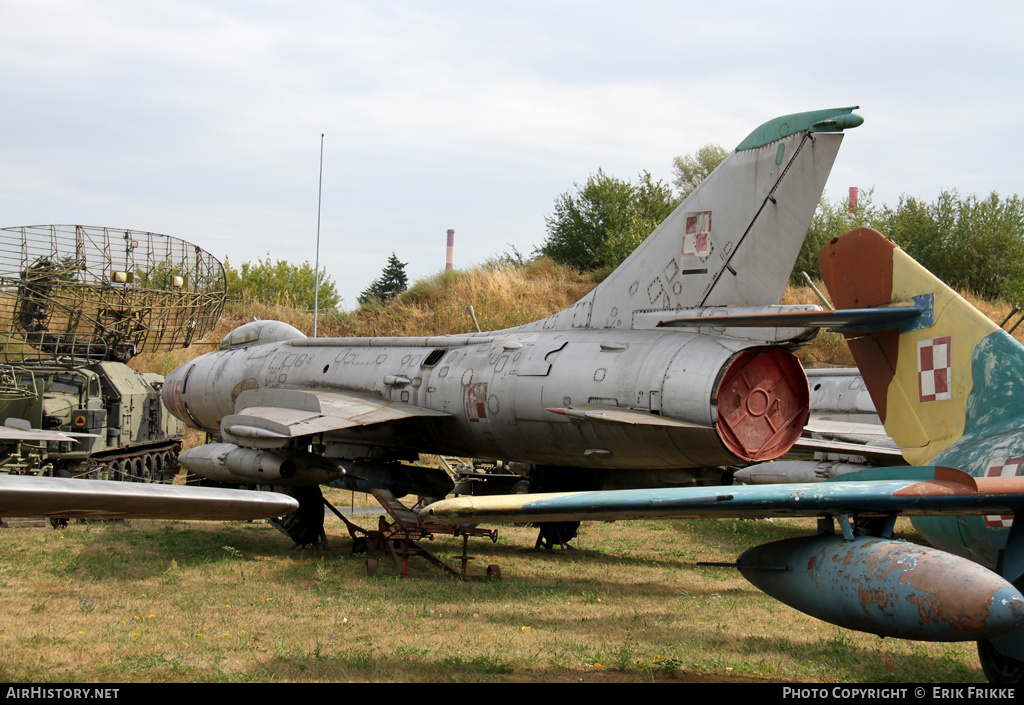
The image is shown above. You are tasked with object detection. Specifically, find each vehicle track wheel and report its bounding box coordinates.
[129,457,143,482]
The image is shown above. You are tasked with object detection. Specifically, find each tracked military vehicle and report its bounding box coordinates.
[0,225,226,480]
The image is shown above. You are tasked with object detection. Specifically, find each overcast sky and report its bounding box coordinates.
[2,1,1021,309]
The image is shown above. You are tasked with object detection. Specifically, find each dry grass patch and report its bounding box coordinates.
[0,504,984,683]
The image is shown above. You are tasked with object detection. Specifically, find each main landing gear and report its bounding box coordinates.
[270,485,328,548]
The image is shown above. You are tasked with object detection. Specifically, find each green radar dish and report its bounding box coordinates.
[0,225,226,362]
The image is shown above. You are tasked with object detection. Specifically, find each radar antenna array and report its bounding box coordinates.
[0,225,226,362]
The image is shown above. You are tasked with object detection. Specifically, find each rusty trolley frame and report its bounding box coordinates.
[326,488,501,581]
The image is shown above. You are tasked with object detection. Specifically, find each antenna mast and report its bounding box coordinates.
[313,133,324,338]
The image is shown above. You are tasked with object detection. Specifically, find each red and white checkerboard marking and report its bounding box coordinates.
[683,211,711,257]
[465,383,489,423]
[918,335,952,402]
[984,457,1021,528]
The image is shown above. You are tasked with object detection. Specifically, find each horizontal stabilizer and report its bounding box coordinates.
[658,299,932,332]
[546,405,710,429]
[791,435,904,460]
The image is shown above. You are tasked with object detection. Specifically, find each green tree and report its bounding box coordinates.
[358,252,409,305]
[920,191,1024,302]
[672,143,729,200]
[540,170,678,271]
[792,189,1024,303]
[224,255,341,311]
[792,188,882,284]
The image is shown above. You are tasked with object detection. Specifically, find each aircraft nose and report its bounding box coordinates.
[161,364,188,420]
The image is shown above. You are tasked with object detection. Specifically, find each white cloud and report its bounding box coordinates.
[1,0,1021,307]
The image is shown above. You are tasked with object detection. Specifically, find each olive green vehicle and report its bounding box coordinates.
[0,362,184,480]
[0,225,225,481]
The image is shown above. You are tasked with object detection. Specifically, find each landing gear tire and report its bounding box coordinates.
[978,640,1024,683]
[270,485,327,548]
[535,521,580,550]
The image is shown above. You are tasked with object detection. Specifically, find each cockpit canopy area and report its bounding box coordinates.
[219,320,307,350]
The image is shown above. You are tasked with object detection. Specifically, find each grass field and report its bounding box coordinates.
[0,487,985,683]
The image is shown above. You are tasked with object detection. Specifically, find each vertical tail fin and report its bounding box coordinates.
[820,227,1024,465]
[534,107,862,331]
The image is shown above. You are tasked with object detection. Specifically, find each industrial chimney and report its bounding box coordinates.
[848,187,859,213]
[446,229,455,270]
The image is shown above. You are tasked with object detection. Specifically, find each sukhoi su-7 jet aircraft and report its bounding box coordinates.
[162,106,863,543]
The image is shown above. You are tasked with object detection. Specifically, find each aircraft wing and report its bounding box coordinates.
[0,475,298,520]
[221,388,451,448]
[0,427,83,443]
[0,418,100,443]
[421,467,1024,525]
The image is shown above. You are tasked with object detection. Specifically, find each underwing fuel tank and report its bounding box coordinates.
[738,535,1024,641]
[178,443,338,485]
[178,442,454,498]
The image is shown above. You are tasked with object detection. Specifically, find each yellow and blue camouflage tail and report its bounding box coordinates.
[820,227,1024,466]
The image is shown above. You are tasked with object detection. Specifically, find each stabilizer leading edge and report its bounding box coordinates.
[529,107,862,331]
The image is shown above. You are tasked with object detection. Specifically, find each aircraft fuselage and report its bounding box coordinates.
[163,322,809,473]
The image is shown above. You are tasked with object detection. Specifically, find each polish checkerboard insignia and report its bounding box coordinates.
[465,383,489,423]
[682,211,711,257]
[918,335,951,402]
[984,457,1022,528]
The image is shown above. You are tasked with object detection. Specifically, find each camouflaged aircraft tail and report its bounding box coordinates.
[820,226,1024,466]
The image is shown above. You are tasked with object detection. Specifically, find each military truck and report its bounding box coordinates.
[0,362,183,480]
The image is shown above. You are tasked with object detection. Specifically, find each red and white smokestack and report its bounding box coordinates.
[446,229,455,270]
[848,187,859,213]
